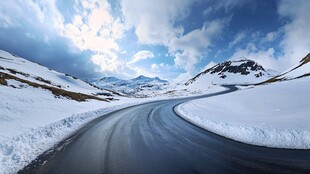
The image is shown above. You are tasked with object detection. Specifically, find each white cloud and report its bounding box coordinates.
[228,0,310,72]
[121,0,227,77]
[121,0,193,45]
[265,32,278,42]
[214,0,247,12]
[25,32,35,39]
[61,1,125,54]
[229,47,279,70]
[202,61,217,70]
[91,54,136,79]
[151,64,159,71]
[170,19,228,74]
[261,30,281,43]
[127,62,178,80]
[125,51,175,79]
[0,1,18,28]
[278,0,310,67]
[0,0,64,29]
[128,50,155,64]
[91,54,122,72]
[229,31,246,48]
[56,0,130,77]
[202,7,213,16]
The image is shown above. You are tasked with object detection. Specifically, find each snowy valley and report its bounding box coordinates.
[0,49,309,173]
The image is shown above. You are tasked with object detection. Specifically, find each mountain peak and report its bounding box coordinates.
[206,59,266,76]
[300,53,310,65]
[134,75,148,79]
[99,76,120,82]
[132,75,167,82]
[186,59,270,86]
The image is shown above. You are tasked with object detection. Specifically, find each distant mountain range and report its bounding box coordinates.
[93,75,168,96]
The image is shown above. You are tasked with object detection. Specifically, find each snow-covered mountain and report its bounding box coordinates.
[185,59,272,87]
[93,75,168,96]
[259,53,310,84]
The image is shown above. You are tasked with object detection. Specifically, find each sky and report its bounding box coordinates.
[0,0,309,81]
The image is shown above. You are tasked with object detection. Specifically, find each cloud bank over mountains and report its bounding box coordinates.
[0,0,309,80]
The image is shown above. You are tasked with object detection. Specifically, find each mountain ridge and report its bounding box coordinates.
[185,59,271,86]
[93,75,168,96]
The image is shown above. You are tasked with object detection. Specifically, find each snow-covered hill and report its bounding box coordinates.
[0,49,125,138]
[177,53,310,149]
[185,59,272,88]
[93,75,169,96]
[0,50,117,99]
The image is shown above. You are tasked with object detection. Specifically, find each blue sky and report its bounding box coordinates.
[0,0,309,81]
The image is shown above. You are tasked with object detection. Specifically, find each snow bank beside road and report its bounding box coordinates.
[176,78,310,149]
[0,101,143,174]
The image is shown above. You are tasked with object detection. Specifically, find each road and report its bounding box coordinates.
[20,86,310,174]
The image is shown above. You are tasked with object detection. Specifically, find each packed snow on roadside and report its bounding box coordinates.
[176,77,310,149]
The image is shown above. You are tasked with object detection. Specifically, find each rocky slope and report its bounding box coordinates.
[185,59,272,87]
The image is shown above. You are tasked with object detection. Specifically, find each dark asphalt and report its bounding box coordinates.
[19,86,310,174]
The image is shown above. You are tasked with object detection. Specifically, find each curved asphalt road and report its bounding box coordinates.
[20,86,310,174]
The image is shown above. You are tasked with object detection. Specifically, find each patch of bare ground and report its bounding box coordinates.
[295,73,310,79]
[0,73,7,85]
[255,76,284,85]
[0,72,111,102]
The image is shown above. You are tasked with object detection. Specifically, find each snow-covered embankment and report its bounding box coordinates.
[176,78,310,149]
[0,98,145,174]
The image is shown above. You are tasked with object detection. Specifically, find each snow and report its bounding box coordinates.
[0,79,224,173]
[268,54,310,82]
[0,50,149,173]
[188,72,267,88]
[0,80,130,139]
[0,79,149,174]
[280,60,310,79]
[93,75,168,96]
[176,77,310,149]
[0,50,110,95]
[0,48,225,174]
[1,48,307,173]
[185,59,273,88]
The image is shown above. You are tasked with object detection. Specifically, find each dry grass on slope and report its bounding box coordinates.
[0,72,111,102]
